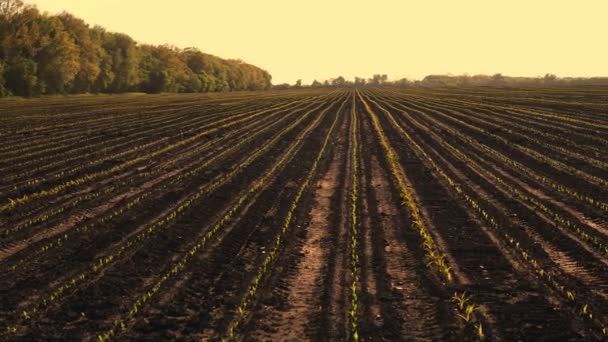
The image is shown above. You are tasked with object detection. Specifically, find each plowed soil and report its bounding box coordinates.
[1,87,607,341]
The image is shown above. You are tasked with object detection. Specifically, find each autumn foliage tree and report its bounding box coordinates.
[0,0,271,96]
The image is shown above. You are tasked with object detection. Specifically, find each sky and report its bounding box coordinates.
[25,0,608,84]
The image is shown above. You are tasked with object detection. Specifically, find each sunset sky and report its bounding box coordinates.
[26,0,608,84]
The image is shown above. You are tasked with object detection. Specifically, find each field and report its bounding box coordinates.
[1,87,607,341]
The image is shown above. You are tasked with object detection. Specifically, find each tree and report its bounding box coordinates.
[490,73,505,87]
[544,73,557,84]
[139,44,192,93]
[5,57,38,96]
[331,76,346,87]
[35,16,80,93]
[272,83,290,90]
[0,2,272,96]
[92,49,116,91]
[0,60,7,95]
[394,78,410,87]
[103,33,140,92]
[369,74,388,85]
[0,0,26,20]
[58,13,101,93]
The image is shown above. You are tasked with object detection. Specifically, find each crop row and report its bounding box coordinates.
[0,97,305,196]
[440,94,608,132]
[221,98,346,341]
[0,97,268,158]
[94,95,343,341]
[376,92,608,215]
[369,94,608,256]
[388,94,608,191]
[347,96,361,341]
[408,93,608,160]
[2,94,343,336]
[358,92,485,339]
[444,96,608,147]
[0,97,310,271]
[366,92,607,338]
[0,103,231,183]
[0,97,319,213]
[1,96,326,238]
[405,93,608,170]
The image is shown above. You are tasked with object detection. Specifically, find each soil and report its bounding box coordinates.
[1,87,607,341]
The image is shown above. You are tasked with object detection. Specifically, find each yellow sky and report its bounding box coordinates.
[26,0,608,84]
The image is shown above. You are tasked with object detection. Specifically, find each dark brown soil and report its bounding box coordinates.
[1,87,607,341]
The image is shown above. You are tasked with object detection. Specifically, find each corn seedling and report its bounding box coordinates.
[475,323,484,339]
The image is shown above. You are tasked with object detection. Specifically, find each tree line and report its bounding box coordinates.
[0,1,272,97]
[275,73,608,89]
[416,74,608,87]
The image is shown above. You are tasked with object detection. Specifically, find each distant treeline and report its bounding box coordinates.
[0,0,272,97]
[416,74,608,87]
[275,74,608,89]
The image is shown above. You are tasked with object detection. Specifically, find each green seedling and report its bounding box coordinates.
[567,291,575,301]
[452,292,469,310]
[475,323,484,339]
[458,304,476,323]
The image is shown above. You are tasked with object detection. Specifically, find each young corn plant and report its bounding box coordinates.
[218,98,347,341]
[349,96,361,342]
[361,92,493,340]
[475,323,485,339]
[458,304,476,323]
[452,292,470,311]
[12,99,342,341]
[366,93,608,337]
[358,91,453,284]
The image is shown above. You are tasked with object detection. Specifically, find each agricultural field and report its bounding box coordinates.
[0,87,607,341]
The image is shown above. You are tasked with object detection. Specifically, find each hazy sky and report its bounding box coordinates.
[26,0,608,84]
